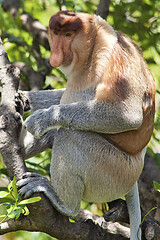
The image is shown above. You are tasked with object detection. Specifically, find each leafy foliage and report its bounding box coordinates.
[0,0,160,239]
[0,177,41,223]
[153,181,160,192]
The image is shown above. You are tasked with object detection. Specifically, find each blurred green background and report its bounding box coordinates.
[0,0,160,239]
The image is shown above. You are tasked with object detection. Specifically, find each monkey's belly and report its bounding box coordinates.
[51,128,144,203]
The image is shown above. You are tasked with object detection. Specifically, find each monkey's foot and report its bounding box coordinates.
[17,172,53,199]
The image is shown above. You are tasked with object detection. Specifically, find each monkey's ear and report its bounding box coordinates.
[89,20,93,24]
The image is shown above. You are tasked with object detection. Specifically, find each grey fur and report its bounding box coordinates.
[18,88,145,240]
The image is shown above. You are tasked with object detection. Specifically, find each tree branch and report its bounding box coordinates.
[2,0,52,91]
[0,203,130,240]
[2,0,49,51]
[14,62,45,91]
[96,0,111,19]
[0,37,26,179]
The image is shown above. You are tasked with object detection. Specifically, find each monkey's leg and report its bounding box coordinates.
[50,172,84,216]
[125,182,141,240]
[17,171,84,216]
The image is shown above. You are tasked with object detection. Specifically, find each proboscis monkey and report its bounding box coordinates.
[17,11,155,240]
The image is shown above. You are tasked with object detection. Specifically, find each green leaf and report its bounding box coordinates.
[14,208,23,220]
[0,215,7,218]
[12,176,18,200]
[18,197,41,205]
[7,205,15,214]
[8,181,13,193]
[0,191,9,198]
[6,206,22,220]
[0,197,15,204]
[7,211,17,219]
[0,187,8,192]
[153,181,160,192]
[23,206,30,216]
[7,177,18,201]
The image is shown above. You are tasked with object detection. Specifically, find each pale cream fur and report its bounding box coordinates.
[60,15,117,90]
[60,15,118,104]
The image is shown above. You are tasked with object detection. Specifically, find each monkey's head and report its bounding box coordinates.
[48,11,94,70]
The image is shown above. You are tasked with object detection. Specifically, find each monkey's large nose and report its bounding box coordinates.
[50,48,64,68]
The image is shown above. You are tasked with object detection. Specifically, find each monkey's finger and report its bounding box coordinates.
[21,172,43,179]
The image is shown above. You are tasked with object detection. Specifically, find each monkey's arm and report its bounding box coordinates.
[24,97,143,138]
[20,129,55,159]
[22,89,65,111]
[18,89,64,159]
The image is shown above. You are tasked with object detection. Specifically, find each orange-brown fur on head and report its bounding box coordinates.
[49,11,82,33]
[49,11,93,33]
[48,11,94,68]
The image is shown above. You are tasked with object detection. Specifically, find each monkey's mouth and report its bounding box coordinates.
[62,58,72,66]
[61,49,73,66]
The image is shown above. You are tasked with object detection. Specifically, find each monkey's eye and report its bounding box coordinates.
[65,32,72,37]
[53,30,58,35]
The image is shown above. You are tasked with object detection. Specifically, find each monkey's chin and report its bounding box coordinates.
[59,62,74,77]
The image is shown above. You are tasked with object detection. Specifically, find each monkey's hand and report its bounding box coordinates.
[24,107,59,138]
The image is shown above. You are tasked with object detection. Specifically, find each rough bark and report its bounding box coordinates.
[96,0,111,19]
[0,37,26,179]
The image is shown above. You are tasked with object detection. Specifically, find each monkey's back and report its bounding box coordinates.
[95,31,155,155]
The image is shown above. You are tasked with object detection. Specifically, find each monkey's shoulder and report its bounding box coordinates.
[60,87,96,104]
